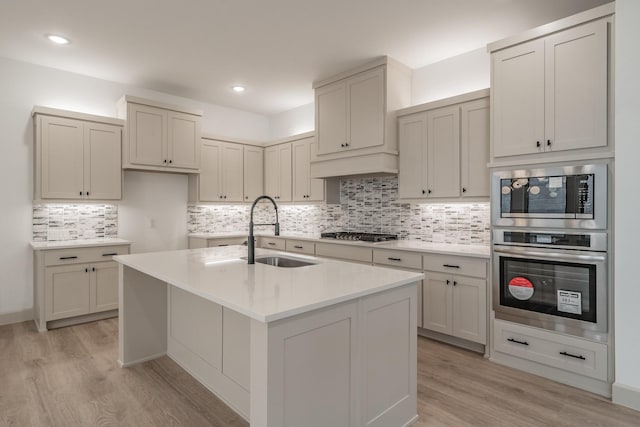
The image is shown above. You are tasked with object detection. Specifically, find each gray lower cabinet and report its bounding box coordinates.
[34,244,130,331]
[422,254,487,345]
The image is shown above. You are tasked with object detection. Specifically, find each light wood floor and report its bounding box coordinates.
[1,319,638,427]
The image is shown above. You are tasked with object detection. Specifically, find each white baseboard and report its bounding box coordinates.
[0,309,33,326]
[612,382,640,412]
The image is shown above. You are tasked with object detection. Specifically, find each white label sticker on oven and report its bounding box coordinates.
[548,176,563,188]
[557,290,582,315]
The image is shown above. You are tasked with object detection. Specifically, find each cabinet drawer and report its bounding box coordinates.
[261,237,286,250]
[423,254,486,278]
[493,320,608,381]
[44,245,130,266]
[315,242,372,264]
[285,239,315,255]
[373,249,422,270]
[208,237,246,247]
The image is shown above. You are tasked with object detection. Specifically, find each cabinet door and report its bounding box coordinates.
[316,81,347,155]
[422,272,452,335]
[45,264,90,321]
[398,113,427,199]
[167,111,201,170]
[278,143,292,202]
[40,116,84,199]
[128,103,167,166]
[544,20,608,152]
[347,66,384,150]
[199,139,222,201]
[221,142,244,202]
[451,276,486,344]
[292,139,311,201]
[264,145,280,199]
[426,105,460,198]
[244,145,264,202]
[492,39,545,157]
[308,141,325,201]
[84,122,122,200]
[460,98,490,198]
[90,261,119,313]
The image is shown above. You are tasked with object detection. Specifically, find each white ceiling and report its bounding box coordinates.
[0,0,610,116]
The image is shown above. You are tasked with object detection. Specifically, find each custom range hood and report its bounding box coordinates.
[309,56,411,179]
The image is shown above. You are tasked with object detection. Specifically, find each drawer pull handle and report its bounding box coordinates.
[559,351,586,360]
[217,244,229,247]
[268,242,276,246]
[507,338,529,346]
[59,256,78,260]
[443,264,460,268]
[388,257,402,262]
[294,245,304,249]
[102,253,118,257]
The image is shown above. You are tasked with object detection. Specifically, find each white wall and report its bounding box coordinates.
[0,56,270,318]
[269,102,315,140]
[613,0,640,411]
[411,47,490,105]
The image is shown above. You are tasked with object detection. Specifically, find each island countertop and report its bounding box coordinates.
[114,246,424,323]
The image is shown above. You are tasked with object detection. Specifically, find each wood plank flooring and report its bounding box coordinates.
[1,318,638,426]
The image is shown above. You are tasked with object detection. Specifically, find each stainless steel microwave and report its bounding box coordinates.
[492,164,607,229]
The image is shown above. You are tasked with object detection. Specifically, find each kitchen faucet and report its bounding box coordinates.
[248,195,280,264]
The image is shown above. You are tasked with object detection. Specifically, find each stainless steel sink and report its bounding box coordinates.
[254,256,316,268]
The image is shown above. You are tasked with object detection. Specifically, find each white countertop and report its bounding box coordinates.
[30,238,132,250]
[188,233,490,258]
[114,246,424,323]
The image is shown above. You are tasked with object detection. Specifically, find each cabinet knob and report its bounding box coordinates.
[536,141,541,148]
[462,188,467,193]
[86,191,89,196]
[428,189,432,194]
[345,143,350,147]
[547,139,551,146]
[92,267,96,272]
[169,159,173,164]
[79,191,83,196]
[341,143,345,148]
[453,281,457,286]
[164,159,167,163]
[223,195,227,199]
[422,189,426,195]
[245,196,248,199]
[446,280,450,285]
[85,268,89,273]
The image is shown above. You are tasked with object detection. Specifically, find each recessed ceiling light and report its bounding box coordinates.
[47,34,70,45]
[232,85,246,93]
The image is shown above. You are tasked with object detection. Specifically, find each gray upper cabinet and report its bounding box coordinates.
[117,96,202,173]
[33,107,123,202]
[490,14,611,164]
[397,90,490,201]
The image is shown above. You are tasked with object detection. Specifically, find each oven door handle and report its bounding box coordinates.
[493,246,606,263]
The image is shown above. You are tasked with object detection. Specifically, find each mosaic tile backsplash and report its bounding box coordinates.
[188,176,490,245]
[33,204,118,241]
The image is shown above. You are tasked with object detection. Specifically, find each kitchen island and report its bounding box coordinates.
[114,245,424,427]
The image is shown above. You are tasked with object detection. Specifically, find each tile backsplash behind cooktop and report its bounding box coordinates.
[188,176,490,245]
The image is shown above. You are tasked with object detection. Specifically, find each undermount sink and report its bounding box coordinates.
[254,256,316,268]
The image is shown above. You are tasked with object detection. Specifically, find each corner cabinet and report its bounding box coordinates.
[33,243,131,331]
[311,57,412,178]
[117,96,202,172]
[489,8,613,164]
[188,137,263,203]
[33,107,123,202]
[397,90,490,200]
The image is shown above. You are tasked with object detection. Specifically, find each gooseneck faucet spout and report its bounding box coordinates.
[248,195,280,264]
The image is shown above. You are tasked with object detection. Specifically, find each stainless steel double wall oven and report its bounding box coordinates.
[491,163,609,341]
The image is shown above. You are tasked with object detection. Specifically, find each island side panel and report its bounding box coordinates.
[362,283,418,427]
[118,265,168,367]
[250,301,360,427]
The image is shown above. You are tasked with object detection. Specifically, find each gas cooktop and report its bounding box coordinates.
[320,232,398,243]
